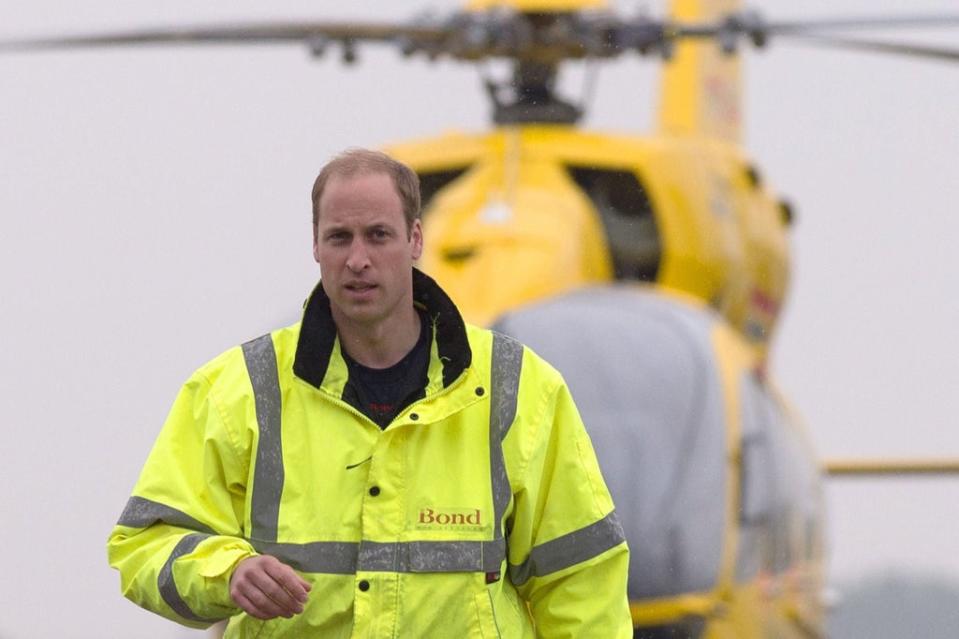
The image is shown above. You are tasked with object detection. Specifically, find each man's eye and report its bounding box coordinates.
[370,229,390,240]
[326,232,349,243]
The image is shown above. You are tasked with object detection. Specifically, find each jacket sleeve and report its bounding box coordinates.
[507,372,633,638]
[107,367,257,628]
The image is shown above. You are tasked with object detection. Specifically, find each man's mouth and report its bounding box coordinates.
[345,282,376,292]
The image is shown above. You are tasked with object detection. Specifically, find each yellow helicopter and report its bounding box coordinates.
[5,1,959,637]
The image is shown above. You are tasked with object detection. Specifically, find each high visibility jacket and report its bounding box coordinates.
[108,269,631,638]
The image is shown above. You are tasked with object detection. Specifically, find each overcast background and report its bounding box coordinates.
[1,1,957,637]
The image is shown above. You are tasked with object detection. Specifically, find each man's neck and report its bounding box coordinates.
[333,305,422,369]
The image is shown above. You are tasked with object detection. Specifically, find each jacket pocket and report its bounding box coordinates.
[474,589,501,639]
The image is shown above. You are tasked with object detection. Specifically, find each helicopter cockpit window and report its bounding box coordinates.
[416,167,471,216]
[566,166,661,282]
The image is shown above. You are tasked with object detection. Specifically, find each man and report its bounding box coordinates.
[108,149,632,637]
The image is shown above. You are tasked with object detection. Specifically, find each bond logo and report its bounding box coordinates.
[417,507,483,529]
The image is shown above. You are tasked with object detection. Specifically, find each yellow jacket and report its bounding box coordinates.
[108,270,631,638]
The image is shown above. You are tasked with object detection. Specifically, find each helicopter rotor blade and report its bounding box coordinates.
[670,12,959,60]
[0,21,448,57]
[0,16,603,63]
[761,14,959,34]
[775,33,959,63]
[3,11,959,65]
[0,14,655,63]
[752,14,959,64]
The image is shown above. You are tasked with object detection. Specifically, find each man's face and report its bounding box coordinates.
[313,171,423,329]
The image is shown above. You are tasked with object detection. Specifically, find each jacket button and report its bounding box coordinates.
[409,413,419,421]
[475,387,485,396]
[358,580,370,592]
[368,486,380,497]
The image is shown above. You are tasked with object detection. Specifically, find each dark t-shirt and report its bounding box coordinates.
[341,310,431,429]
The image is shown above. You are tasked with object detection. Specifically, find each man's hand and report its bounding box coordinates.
[229,555,312,620]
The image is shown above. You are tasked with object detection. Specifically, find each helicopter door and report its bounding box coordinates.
[737,373,824,587]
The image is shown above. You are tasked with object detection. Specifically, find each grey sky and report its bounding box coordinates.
[1,1,957,637]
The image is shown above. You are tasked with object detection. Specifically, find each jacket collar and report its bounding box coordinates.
[293,268,472,390]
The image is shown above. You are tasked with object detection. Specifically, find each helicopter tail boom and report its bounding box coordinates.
[659,0,743,143]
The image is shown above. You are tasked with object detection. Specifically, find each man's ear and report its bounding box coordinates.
[410,219,423,261]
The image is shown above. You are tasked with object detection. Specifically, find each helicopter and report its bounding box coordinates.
[2,1,959,638]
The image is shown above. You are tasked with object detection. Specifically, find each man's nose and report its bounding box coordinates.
[346,241,370,272]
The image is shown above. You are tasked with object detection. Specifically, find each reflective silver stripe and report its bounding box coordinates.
[248,538,507,575]
[489,332,523,564]
[242,334,284,543]
[158,533,221,624]
[117,496,216,534]
[481,539,504,575]
[358,539,506,573]
[508,510,626,587]
[251,540,357,575]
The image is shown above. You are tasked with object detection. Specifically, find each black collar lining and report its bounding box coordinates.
[292,268,471,392]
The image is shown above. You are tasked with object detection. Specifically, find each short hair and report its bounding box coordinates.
[311,148,421,237]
